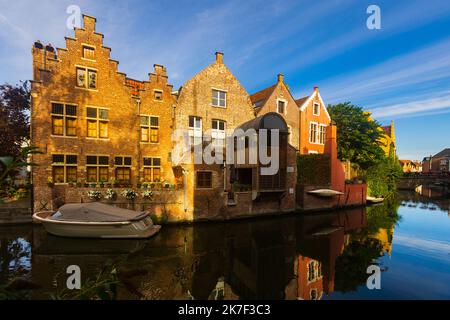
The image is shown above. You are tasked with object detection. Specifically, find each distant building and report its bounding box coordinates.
[379,121,396,157]
[399,160,422,173]
[422,148,450,174]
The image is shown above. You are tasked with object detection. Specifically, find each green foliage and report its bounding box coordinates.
[365,155,403,198]
[327,102,385,170]
[0,145,42,187]
[297,154,331,185]
[0,81,31,158]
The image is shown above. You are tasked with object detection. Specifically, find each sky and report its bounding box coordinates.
[1,0,449,160]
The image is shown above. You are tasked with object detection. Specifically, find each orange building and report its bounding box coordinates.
[295,87,332,155]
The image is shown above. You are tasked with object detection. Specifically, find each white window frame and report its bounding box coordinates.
[211,119,226,147]
[211,88,227,108]
[189,116,202,145]
[313,102,320,116]
[319,124,326,145]
[309,122,318,144]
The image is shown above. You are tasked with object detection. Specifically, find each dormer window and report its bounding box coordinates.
[82,45,95,60]
[313,102,320,116]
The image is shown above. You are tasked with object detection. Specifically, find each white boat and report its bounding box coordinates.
[33,202,161,239]
[307,189,344,197]
[366,196,384,204]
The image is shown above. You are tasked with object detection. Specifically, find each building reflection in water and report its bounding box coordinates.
[1,200,405,300]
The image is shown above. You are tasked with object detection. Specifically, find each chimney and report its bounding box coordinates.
[215,51,224,64]
[314,86,319,93]
[277,73,284,83]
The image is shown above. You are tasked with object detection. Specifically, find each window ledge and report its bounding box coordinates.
[75,86,98,92]
[86,137,110,141]
[50,135,78,139]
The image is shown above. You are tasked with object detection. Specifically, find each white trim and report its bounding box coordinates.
[298,90,331,122]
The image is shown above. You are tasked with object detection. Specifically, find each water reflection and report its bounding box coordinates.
[1,191,449,300]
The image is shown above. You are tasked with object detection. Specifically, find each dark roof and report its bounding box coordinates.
[249,84,276,108]
[236,112,288,133]
[294,96,309,107]
[433,148,450,158]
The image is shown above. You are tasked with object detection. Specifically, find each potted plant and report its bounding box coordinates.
[87,190,102,201]
[47,176,54,187]
[142,190,153,200]
[121,189,137,201]
[83,179,88,188]
[76,179,82,188]
[105,188,116,201]
[99,179,106,188]
[142,182,149,189]
[112,179,119,188]
[89,181,97,188]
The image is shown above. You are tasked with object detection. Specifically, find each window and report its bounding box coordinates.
[154,90,163,101]
[87,107,109,138]
[52,154,77,184]
[114,156,132,184]
[317,262,322,278]
[277,100,286,114]
[140,116,159,143]
[313,102,320,116]
[307,261,316,282]
[196,171,212,189]
[309,123,318,144]
[51,103,77,136]
[82,45,95,60]
[143,157,161,182]
[211,119,226,147]
[189,116,202,145]
[212,89,226,107]
[287,125,292,144]
[76,66,97,89]
[319,125,326,144]
[86,155,109,182]
[310,289,317,300]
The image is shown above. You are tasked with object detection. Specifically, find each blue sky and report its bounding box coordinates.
[1,0,449,160]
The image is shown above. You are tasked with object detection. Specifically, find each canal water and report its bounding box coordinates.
[0,191,449,300]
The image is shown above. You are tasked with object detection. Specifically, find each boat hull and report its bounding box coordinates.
[33,211,161,239]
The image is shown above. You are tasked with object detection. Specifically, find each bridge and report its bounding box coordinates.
[397,175,450,190]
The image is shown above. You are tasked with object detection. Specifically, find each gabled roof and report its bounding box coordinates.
[295,89,331,122]
[249,84,276,108]
[433,148,450,158]
[295,96,309,107]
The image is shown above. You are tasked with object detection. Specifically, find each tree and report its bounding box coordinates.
[327,102,385,170]
[0,81,31,159]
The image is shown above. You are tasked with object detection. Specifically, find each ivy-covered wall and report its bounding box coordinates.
[297,154,331,186]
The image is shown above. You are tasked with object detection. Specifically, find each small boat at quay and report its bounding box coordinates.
[366,196,385,204]
[33,202,161,239]
[307,189,344,197]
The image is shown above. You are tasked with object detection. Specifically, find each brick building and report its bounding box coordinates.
[250,74,300,150]
[31,15,177,213]
[295,87,332,155]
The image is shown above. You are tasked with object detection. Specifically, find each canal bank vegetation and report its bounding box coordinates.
[328,102,402,198]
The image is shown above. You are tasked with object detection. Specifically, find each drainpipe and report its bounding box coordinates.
[183,168,188,212]
[137,98,141,184]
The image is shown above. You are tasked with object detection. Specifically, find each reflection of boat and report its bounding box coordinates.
[366,196,384,204]
[33,202,161,239]
[307,189,344,197]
